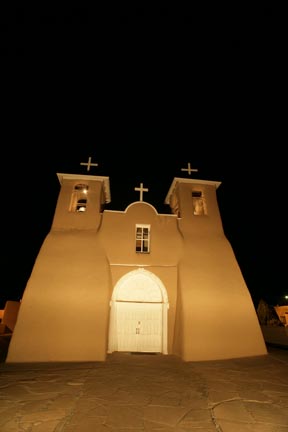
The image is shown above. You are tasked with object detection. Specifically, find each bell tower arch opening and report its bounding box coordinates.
[108,268,169,355]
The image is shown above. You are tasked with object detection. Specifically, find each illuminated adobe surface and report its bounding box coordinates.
[7,170,267,362]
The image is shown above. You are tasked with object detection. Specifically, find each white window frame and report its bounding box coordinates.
[135,224,150,253]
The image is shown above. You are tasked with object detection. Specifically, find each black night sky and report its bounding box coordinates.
[1,7,286,309]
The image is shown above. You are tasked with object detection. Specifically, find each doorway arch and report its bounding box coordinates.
[108,268,169,354]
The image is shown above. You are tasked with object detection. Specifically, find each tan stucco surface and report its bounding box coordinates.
[8,231,111,362]
[7,175,267,363]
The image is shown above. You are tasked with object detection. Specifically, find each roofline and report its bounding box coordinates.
[56,173,111,203]
[164,177,222,205]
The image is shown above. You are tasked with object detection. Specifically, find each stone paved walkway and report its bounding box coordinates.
[0,343,287,431]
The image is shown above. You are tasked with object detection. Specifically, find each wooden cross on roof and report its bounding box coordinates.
[134,182,149,201]
[181,162,198,175]
[80,156,99,172]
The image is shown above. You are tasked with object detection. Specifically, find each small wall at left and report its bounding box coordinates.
[0,301,21,333]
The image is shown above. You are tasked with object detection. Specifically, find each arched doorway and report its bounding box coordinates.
[108,268,169,354]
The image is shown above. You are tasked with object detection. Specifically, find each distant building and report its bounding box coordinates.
[274,305,288,326]
[0,301,21,334]
[7,160,267,362]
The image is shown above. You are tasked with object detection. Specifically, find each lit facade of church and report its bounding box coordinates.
[7,159,267,362]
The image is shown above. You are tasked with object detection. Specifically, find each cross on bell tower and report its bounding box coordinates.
[80,156,99,172]
[181,162,198,175]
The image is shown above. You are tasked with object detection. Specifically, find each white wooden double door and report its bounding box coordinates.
[116,301,162,353]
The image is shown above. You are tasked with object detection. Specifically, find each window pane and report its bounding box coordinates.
[136,240,142,251]
[143,241,149,252]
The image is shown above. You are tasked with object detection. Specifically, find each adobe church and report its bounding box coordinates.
[6,158,267,363]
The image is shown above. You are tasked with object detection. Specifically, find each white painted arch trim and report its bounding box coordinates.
[111,268,169,303]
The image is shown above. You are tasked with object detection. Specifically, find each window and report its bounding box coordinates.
[135,224,150,253]
[192,191,207,216]
[76,198,87,212]
[69,184,89,212]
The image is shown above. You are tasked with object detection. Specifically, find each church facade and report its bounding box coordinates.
[7,161,267,362]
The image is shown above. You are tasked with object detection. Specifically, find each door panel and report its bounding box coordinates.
[116,302,162,352]
[117,303,139,352]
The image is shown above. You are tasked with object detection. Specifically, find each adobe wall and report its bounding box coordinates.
[7,231,111,362]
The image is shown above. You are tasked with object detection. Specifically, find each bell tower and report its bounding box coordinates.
[165,163,267,361]
[52,156,110,231]
[52,172,110,231]
[7,157,112,363]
